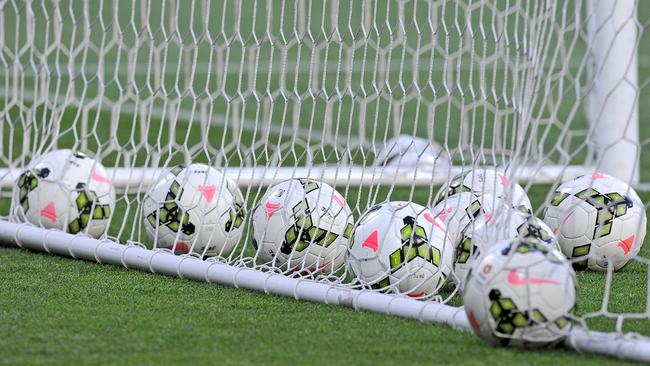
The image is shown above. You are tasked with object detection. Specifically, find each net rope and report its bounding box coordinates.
[0,0,648,351]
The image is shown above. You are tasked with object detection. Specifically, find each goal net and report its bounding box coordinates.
[0,0,648,361]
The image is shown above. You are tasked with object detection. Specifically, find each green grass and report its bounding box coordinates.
[2,1,650,365]
[0,248,643,366]
[1,187,649,365]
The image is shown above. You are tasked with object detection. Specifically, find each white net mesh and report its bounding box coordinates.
[0,0,649,357]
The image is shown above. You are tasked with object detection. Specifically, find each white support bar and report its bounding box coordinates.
[0,220,649,362]
[566,327,650,364]
[588,0,640,183]
[0,165,594,192]
[0,220,469,330]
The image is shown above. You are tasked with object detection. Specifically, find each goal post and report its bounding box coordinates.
[588,0,641,184]
[0,0,649,362]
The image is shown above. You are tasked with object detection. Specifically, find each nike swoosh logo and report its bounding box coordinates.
[264,201,282,220]
[507,269,559,285]
[91,169,112,184]
[407,291,426,298]
[436,207,453,222]
[332,193,345,207]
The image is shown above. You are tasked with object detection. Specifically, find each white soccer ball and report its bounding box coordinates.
[251,179,353,275]
[431,192,504,247]
[463,238,577,348]
[454,209,561,286]
[435,168,532,213]
[542,172,647,271]
[143,163,246,258]
[375,135,450,172]
[348,201,454,298]
[13,149,115,238]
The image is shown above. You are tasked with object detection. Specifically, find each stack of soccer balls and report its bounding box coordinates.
[13,151,648,349]
[249,179,455,297]
[433,169,647,348]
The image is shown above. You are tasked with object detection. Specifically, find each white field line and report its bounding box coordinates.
[5,54,648,77]
[0,88,323,143]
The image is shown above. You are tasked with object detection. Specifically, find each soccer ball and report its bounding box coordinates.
[542,172,647,271]
[375,135,450,172]
[143,163,246,258]
[251,179,353,274]
[434,168,532,213]
[348,201,453,297]
[13,149,115,238]
[463,238,577,348]
[431,191,504,247]
[454,209,560,286]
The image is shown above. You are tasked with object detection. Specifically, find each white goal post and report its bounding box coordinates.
[0,0,649,363]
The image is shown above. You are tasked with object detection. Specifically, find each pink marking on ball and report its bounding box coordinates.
[198,184,217,203]
[40,202,57,223]
[91,169,112,184]
[264,201,282,220]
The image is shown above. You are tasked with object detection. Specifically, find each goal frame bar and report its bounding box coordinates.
[0,165,609,191]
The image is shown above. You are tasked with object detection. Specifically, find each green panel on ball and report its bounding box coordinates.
[500,322,515,335]
[389,250,402,269]
[532,309,547,322]
[168,221,180,232]
[512,313,527,327]
[159,208,169,222]
[80,213,90,227]
[285,228,297,244]
[93,206,104,219]
[499,298,515,310]
[490,302,502,318]
[414,225,426,238]
[417,244,429,259]
[595,222,612,238]
[467,200,481,218]
[343,223,353,239]
[323,232,338,247]
[405,246,417,262]
[432,248,441,266]
[69,219,81,234]
[572,244,591,257]
[400,225,412,241]
[555,317,569,328]
[295,241,309,252]
[576,188,598,199]
[76,193,89,210]
[147,213,157,227]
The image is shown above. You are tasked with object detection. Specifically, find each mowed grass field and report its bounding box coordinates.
[2,1,650,365]
[1,186,649,366]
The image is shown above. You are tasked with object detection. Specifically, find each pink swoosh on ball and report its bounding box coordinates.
[91,169,112,184]
[507,269,559,285]
[264,201,282,220]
